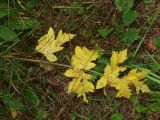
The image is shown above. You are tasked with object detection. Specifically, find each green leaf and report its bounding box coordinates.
[0,3,8,19]
[24,89,39,107]
[7,18,36,31]
[115,0,134,12]
[152,38,160,47]
[136,104,146,113]
[0,3,17,18]
[148,102,160,112]
[122,10,139,26]
[115,27,125,35]
[0,11,8,19]
[111,113,123,120]
[124,28,139,46]
[2,94,26,111]
[98,28,113,38]
[0,25,20,42]
[0,3,8,8]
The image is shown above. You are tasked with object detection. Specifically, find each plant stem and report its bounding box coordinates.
[2,55,72,68]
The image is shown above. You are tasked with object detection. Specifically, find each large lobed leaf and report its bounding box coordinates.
[64,46,98,102]
[35,27,75,62]
[71,46,98,70]
[96,49,150,99]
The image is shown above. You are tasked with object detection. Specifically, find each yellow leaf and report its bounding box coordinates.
[110,51,117,68]
[96,49,149,99]
[134,81,150,94]
[56,29,75,45]
[139,84,150,93]
[68,77,94,103]
[112,69,149,99]
[35,27,75,62]
[96,65,112,89]
[110,78,132,99]
[65,46,98,102]
[82,94,88,103]
[96,49,128,96]
[96,62,124,90]
[110,49,127,69]
[44,53,57,62]
[96,76,108,89]
[117,49,127,64]
[124,69,148,83]
[115,81,132,99]
[124,69,150,94]
[64,68,83,78]
[125,68,148,80]
[64,68,92,80]
[71,46,98,70]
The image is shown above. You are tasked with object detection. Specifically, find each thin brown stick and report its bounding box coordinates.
[2,55,103,75]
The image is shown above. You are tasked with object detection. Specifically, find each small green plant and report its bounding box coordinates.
[98,28,113,38]
[122,10,139,26]
[0,1,37,55]
[111,112,123,120]
[114,0,140,47]
[116,28,140,46]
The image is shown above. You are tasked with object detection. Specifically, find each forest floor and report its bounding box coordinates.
[0,0,160,120]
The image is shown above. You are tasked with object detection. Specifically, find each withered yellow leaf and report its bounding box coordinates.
[96,49,127,90]
[117,49,127,64]
[35,27,75,62]
[96,49,150,99]
[71,46,98,70]
[111,69,150,99]
[64,68,92,80]
[56,30,75,45]
[64,46,98,102]
[114,79,132,99]
[123,69,150,94]
[110,49,127,68]
[68,77,94,103]
[96,76,108,89]
[96,65,112,89]
[65,69,94,103]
